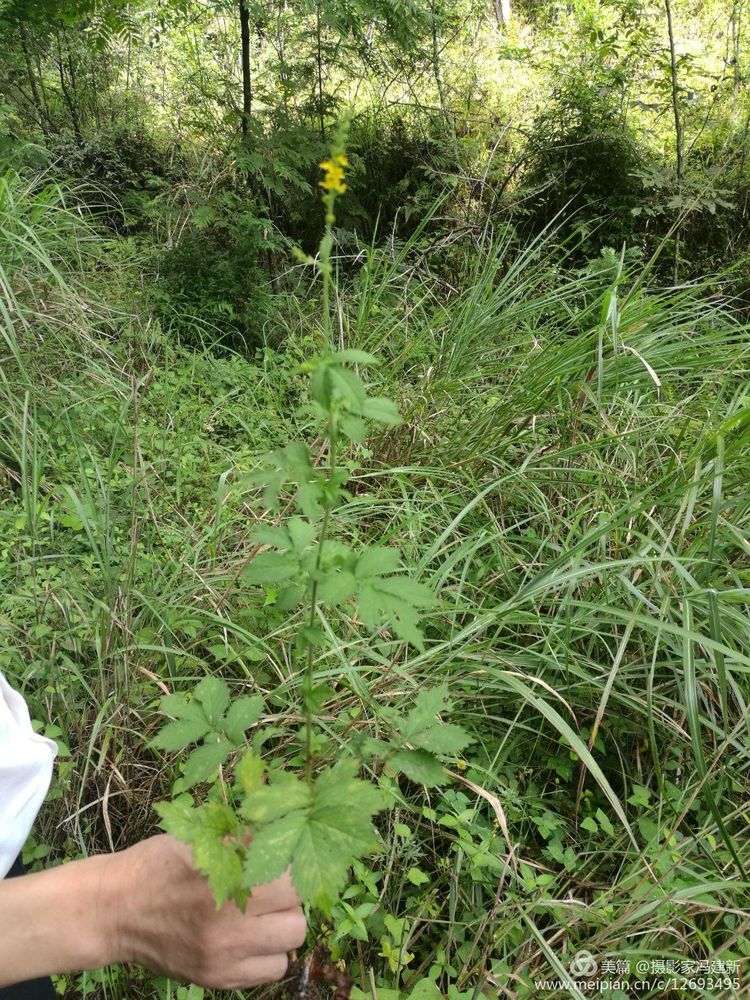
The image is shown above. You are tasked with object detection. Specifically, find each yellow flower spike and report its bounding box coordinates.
[319,154,348,194]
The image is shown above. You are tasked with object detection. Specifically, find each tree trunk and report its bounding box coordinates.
[55,33,82,142]
[431,0,447,115]
[315,1,325,139]
[495,0,511,28]
[664,0,683,283]
[19,26,49,135]
[239,0,252,139]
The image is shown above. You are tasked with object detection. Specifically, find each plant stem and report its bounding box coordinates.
[304,419,337,783]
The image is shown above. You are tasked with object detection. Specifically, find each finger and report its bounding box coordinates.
[246,870,301,913]
[231,908,307,956]
[237,952,289,987]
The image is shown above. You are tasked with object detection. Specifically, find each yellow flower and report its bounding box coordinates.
[319,153,348,194]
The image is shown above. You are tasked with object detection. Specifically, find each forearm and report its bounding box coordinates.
[0,854,118,987]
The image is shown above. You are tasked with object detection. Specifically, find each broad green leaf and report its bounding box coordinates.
[361,396,402,425]
[224,695,264,745]
[355,547,401,578]
[317,569,357,605]
[241,776,312,823]
[330,367,367,411]
[289,762,384,907]
[194,677,230,726]
[287,517,316,553]
[406,867,430,886]
[340,414,367,443]
[291,822,343,909]
[391,749,446,787]
[311,365,333,408]
[596,809,615,836]
[277,584,305,610]
[191,803,243,908]
[243,810,307,887]
[409,685,451,725]
[150,717,211,752]
[155,800,198,843]
[391,609,426,652]
[158,693,207,724]
[183,738,233,788]
[235,750,265,793]
[411,724,473,757]
[250,525,290,548]
[409,980,443,1000]
[373,576,438,607]
[243,551,300,585]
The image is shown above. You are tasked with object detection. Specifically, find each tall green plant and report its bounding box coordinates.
[153,126,471,914]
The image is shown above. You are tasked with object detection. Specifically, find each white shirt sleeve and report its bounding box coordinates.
[0,674,57,878]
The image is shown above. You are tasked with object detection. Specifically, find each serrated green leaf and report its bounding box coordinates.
[311,365,333,409]
[191,803,243,908]
[243,809,307,887]
[183,738,232,788]
[241,775,312,823]
[373,576,438,607]
[194,677,230,726]
[155,799,198,843]
[340,414,367,443]
[409,685,451,723]
[330,367,367,411]
[291,822,343,909]
[406,867,430,886]
[287,517,316,553]
[391,749,446,787]
[361,396,402,425]
[250,524,291,548]
[392,608,425,651]
[287,763,385,907]
[355,547,401,579]
[333,349,379,365]
[158,693,207,723]
[411,723,473,757]
[150,717,211,752]
[356,582,383,628]
[235,750,265,793]
[243,551,300,585]
[277,584,306,610]
[224,695,264,745]
[317,569,357,605]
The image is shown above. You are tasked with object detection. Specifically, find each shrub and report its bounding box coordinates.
[518,77,647,249]
[151,191,277,351]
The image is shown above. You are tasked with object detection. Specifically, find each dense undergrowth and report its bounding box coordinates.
[2,163,750,999]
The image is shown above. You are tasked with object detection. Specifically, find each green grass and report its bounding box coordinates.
[2,167,750,999]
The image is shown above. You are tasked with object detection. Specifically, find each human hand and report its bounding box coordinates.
[110,834,306,988]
